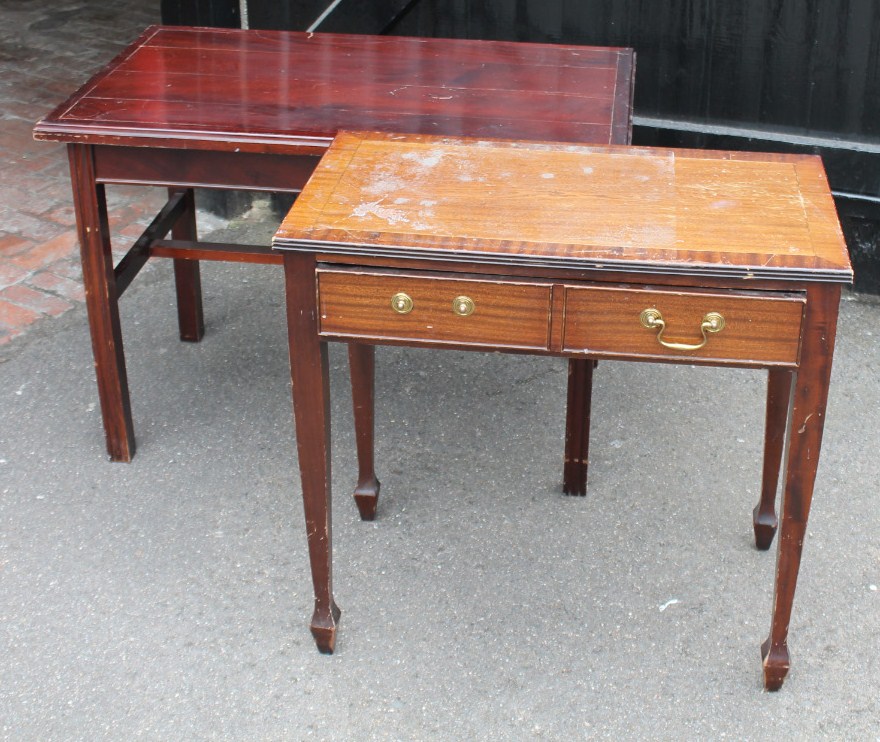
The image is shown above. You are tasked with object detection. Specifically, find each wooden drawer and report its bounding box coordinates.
[317,270,552,350]
[562,286,805,365]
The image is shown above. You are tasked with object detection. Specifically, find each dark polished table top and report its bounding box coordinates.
[29,25,635,473]
[34,25,635,152]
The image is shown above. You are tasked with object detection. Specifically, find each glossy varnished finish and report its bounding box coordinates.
[754,369,794,550]
[36,27,635,484]
[285,251,340,653]
[562,286,805,365]
[318,269,552,350]
[276,131,852,690]
[762,284,842,690]
[169,188,204,342]
[563,359,595,495]
[67,143,135,461]
[34,26,634,152]
[317,269,808,365]
[348,344,380,521]
[92,147,321,191]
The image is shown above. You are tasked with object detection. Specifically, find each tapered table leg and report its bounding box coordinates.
[563,358,595,495]
[762,285,841,691]
[753,368,794,550]
[169,188,204,342]
[348,343,381,520]
[68,144,136,462]
[284,253,340,653]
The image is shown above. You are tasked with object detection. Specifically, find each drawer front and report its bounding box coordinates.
[563,286,804,364]
[318,270,552,349]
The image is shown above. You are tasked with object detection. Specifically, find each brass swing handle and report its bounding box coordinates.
[639,308,726,351]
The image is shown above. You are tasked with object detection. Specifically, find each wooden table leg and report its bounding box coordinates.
[753,368,794,550]
[762,284,841,691]
[284,252,340,653]
[169,188,204,342]
[68,144,136,462]
[349,343,381,520]
[562,358,595,495]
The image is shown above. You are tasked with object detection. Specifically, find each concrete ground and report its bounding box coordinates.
[1,211,879,740]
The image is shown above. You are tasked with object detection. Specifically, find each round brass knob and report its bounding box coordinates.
[702,312,725,333]
[452,296,475,316]
[639,308,663,329]
[391,292,413,314]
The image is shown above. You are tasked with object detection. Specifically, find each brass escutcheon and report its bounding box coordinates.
[391,292,413,314]
[452,295,475,316]
[639,308,725,351]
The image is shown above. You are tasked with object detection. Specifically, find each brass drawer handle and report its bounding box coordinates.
[391,292,413,314]
[639,308,725,351]
[452,296,475,316]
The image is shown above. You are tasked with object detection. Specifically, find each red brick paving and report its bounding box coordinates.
[8,230,79,271]
[43,204,78,227]
[0,0,161,346]
[0,259,30,288]
[47,258,83,282]
[26,270,86,303]
[0,234,35,257]
[0,283,72,317]
[0,297,41,334]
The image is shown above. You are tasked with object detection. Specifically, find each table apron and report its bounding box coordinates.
[92,145,320,192]
[314,267,805,368]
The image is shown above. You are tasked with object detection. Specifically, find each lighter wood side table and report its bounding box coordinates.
[273,131,852,690]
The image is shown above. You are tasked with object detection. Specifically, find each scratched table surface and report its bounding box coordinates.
[35,25,635,151]
[277,131,853,282]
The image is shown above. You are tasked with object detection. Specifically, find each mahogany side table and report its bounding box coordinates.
[273,130,853,690]
[33,25,634,509]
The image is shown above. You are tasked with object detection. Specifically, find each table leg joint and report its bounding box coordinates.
[114,190,188,297]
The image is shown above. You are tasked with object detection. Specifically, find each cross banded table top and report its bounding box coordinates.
[273,131,853,283]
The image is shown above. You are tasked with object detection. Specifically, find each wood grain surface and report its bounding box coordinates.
[562,285,805,364]
[275,131,853,282]
[317,269,552,349]
[34,26,634,152]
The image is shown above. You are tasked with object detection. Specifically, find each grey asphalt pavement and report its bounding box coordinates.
[2,212,879,740]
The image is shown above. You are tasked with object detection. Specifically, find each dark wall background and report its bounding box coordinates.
[389,0,880,291]
[400,2,880,137]
[162,0,880,292]
[160,0,239,27]
[246,0,415,34]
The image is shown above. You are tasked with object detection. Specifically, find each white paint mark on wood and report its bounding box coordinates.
[402,149,444,168]
[351,200,409,226]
